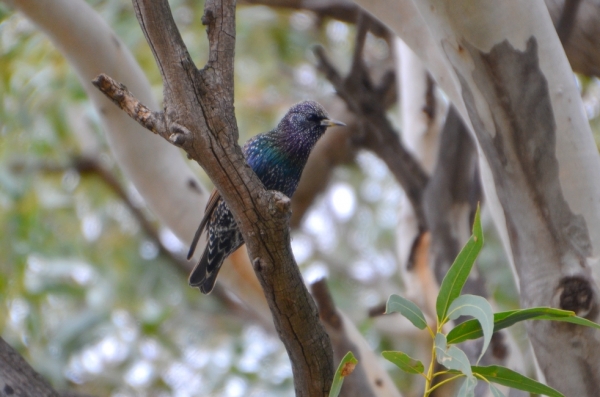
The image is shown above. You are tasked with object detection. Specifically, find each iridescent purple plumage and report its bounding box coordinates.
[187,101,345,294]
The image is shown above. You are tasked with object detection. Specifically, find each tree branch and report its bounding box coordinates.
[93,0,333,395]
[0,337,61,397]
[241,0,390,38]
[314,13,429,233]
[311,279,403,397]
[555,0,583,45]
[423,107,482,289]
[92,75,165,135]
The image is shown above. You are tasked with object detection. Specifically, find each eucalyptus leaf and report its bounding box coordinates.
[489,383,506,397]
[537,313,600,329]
[457,376,477,397]
[386,294,428,330]
[447,307,575,345]
[329,351,358,397]
[382,351,424,374]
[434,333,472,377]
[472,365,564,397]
[447,294,493,363]
[436,205,483,323]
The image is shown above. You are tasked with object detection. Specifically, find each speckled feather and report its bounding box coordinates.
[187,101,343,294]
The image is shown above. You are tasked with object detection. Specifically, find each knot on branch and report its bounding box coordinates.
[252,257,265,273]
[268,192,291,216]
[557,275,596,317]
[168,123,191,147]
[202,9,215,26]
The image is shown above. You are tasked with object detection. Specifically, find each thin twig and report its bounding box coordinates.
[92,74,165,134]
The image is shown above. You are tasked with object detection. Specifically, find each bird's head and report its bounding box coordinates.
[278,101,346,143]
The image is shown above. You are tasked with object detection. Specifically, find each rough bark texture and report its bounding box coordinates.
[0,338,60,397]
[99,0,334,395]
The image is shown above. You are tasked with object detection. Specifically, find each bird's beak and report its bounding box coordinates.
[321,118,346,128]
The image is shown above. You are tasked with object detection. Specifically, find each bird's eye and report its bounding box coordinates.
[307,114,322,123]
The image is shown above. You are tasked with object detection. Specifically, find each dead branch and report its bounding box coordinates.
[314,13,429,234]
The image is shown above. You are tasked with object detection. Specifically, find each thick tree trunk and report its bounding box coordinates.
[356,0,600,395]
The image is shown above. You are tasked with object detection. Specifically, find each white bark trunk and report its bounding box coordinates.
[397,38,445,175]
[356,0,600,394]
[395,38,445,314]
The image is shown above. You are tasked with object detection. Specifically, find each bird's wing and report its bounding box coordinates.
[187,188,222,260]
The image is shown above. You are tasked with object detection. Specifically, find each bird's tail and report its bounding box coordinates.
[188,248,224,294]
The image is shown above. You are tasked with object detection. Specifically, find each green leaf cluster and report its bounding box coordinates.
[333,205,600,397]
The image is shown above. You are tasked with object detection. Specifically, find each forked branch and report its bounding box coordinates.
[314,13,429,233]
[93,0,334,395]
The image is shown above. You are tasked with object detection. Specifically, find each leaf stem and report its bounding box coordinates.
[426,374,465,394]
[426,324,435,339]
[423,343,436,396]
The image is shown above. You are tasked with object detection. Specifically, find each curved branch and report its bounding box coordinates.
[314,14,429,233]
[311,280,403,397]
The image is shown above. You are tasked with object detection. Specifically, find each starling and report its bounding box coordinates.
[187,100,345,294]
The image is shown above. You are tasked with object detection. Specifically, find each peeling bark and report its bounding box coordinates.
[458,38,592,288]
[456,36,600,395]
[357,1,600,395]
